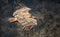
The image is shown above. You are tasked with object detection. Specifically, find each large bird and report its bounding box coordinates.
[7,6,37,30]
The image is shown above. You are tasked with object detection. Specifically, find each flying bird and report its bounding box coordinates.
[8,6,37,30]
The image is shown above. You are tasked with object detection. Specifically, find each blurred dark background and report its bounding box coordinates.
[0,0,60,37]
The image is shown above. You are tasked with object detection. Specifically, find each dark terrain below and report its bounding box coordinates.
[0,0,60,37]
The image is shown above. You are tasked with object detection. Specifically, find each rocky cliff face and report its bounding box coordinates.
[0,0,60,37]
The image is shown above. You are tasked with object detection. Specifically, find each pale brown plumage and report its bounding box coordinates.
[8,7,37,30]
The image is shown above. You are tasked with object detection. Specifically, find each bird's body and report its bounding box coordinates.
[8,7,37,30]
